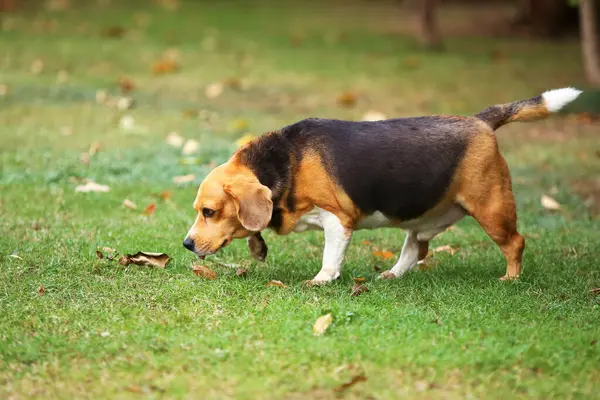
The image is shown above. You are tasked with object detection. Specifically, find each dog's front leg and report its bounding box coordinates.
[307,210,352,285]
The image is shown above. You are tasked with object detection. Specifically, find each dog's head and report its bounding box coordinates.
[183,162,273,258]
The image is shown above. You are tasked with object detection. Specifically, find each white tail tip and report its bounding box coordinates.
[542,87,582,112]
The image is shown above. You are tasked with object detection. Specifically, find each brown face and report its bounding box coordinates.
[183,162,273,258]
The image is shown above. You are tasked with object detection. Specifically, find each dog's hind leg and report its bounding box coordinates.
[457,155,525,280]
[307,210,352,285]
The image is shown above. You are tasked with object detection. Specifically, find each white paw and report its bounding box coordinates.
[306,270,340,286]
[378,270,399,280]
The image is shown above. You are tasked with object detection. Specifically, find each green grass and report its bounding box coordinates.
[1,1,599,398]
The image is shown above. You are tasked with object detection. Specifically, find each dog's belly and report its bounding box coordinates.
[293,206,466,234]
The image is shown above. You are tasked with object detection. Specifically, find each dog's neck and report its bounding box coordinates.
[234,131,298,222]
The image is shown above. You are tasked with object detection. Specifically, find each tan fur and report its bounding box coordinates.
[452,121,525,280]
[510,104,550,122]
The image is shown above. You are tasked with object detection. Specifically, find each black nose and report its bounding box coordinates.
[183,237,195,252]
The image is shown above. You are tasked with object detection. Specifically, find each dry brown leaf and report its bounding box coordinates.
[117,77,135,93]
[352,277,366,284]
[336,91,357,107]
[589,288,600,295]
[38,285,45,296]
[182,139,200,155]
[372,250,394,260]
[223,77,242,90]
[362,240,372,245]
[151,59,179,75]
[402,57,420,69]
[123,198,138,209]
[541,194,561,211]
[334,374,367,393]
[432,244,460,256]
[266,280,287,288]
[193,264,216,280]
[166,132,184,148]
[172,174,195,184]
[312,313,333,336]
[235,268,249,277]
[96,250,104,259]
[142,203,156,216]
[31,59,44,75]
[101,26,125,38]
[159,190,172,201]
[75,181,110,193]
[205,82,224,99]
[351,283,369,297]
[119,252,170,268]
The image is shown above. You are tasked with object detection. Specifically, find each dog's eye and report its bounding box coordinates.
[202,208,216,218]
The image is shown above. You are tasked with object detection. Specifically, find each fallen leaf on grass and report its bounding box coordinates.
[142,203,156,216]
[38,286,45,296]
[350,280,369,297]
[119,115,136,131]
[158,191,172,201]
[541,194,561,211]
[119,252,170,268]
[205,82,224,99]
[182,139,199,155]
[336,91,357,107]
[362,240,372,245]
[123,198,138,209]
[56,70,69,84]
[152,59,179,75]
[372,250,394,260]
[166,132,184,148]
[223,77,242,90]
[235,268,248,277]
[117,77,135,93]
[313,313,333,336]
[100,26,125,38]
[431,244,460,256]
[589,288,600,295]
[75,181,110,193]
[96,247,118,260]
[193,264,217,279]
[116,97,134,111]
[334,374,367,393]
[172,174,195,184]
[31,59,44,75]
[266,280,287,288]
[235,134,255,147]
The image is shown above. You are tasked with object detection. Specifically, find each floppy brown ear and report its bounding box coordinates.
[224,180,273,232]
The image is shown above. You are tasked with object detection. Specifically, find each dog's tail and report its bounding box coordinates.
[474,87,582,131]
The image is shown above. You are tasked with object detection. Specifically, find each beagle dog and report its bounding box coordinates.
[183,88,581,284]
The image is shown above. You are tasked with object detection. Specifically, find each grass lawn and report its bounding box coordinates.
[1,1,599,398]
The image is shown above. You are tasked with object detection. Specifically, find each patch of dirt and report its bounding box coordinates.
[572,178,600,218]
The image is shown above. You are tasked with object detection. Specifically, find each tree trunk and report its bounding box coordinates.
[419,0,443,50]
[580,0,600,86]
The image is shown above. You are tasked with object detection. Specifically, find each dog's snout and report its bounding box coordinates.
[183,237,195,252]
